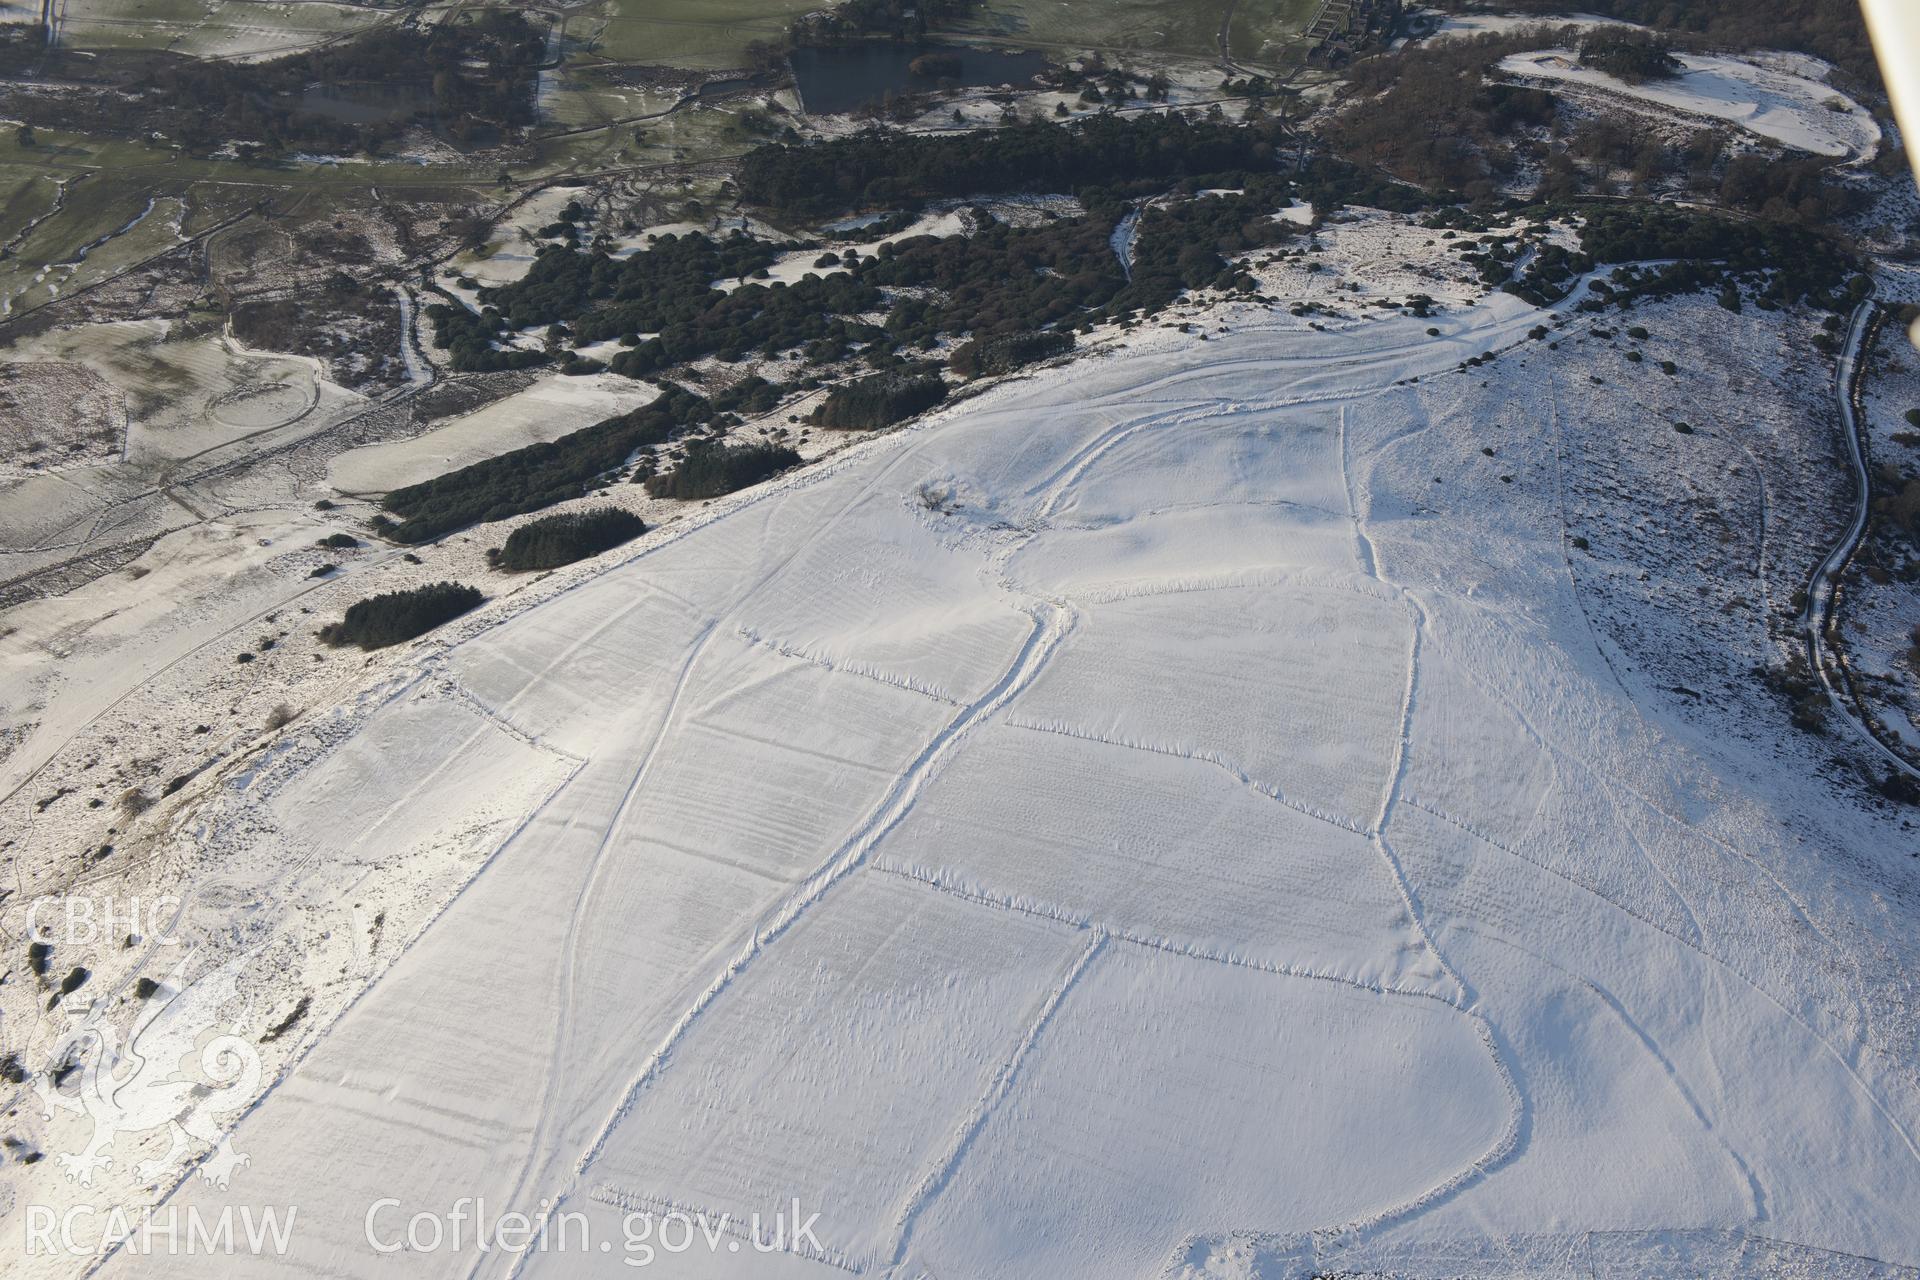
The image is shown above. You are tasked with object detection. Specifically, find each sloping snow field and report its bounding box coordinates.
[69,284,1920,1278]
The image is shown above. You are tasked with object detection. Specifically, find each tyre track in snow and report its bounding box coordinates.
[871,853,1530,1274]
[914,350,1529,1266]
[1461,925,1771,1222]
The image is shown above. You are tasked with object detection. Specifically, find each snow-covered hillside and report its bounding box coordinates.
[26,277,1915,1278]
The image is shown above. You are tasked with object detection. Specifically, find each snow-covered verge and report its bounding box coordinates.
[1,250,1912,1279]
[1499,49,1881,162]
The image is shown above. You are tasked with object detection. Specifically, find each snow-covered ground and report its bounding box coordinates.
[1500,49,1881,161]
[328,373,660,495]
[6,258,1914,1279]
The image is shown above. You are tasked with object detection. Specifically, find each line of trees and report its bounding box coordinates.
[379,390,708,541]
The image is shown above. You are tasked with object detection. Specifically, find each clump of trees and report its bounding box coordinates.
[861,215,1127,343]
[810,373,948,428]
[422,304,548,373]
[435,230,893,376]
[1718,154,1868,226]
[492,508,647,571]
[485,231,779,333]
[950,329,1074,378]
[0,25,44,75]
[320,582,483,650]
[607,273,883,376]
[909,52,963,78]
[645,442,801,500]
[1578,30,1682,82]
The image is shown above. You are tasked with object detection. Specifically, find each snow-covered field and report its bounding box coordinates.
[328,373,660,495]
[1500,49,1881,161]
[7,267,1912,1279]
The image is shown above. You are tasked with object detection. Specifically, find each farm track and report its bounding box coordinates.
[1803,301,1920,781]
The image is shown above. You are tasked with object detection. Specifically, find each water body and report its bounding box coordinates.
[790,43,1046,114]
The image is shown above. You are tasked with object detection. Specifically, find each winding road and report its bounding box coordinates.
[1802,300,1920,782]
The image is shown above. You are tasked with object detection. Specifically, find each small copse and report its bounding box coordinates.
[320,582,483,651]
[809,374,948,430]
[492,508,648,572]
[645,441,800,501]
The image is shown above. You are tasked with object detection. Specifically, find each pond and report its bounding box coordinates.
[789,43,1047,115]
